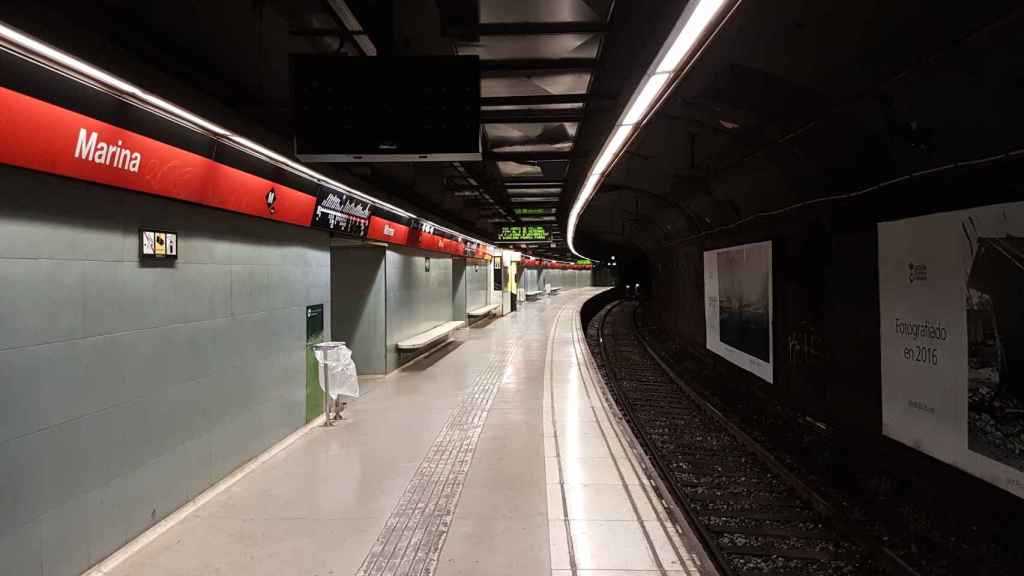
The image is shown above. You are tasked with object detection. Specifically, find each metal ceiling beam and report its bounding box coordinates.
[289,27,350,37]
[502,176,565,185]
[486,150,573,162]
[482,109,584,124]
[481,94,588,107]
[323,0,378,56]
[505,184,561,190]
[480,58,595,75]
[477,22,606,35]
[507,191,561,198]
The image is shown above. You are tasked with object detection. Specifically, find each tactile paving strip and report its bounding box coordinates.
[356,342,520,576]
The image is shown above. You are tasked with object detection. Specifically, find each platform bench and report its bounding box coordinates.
[525,290,543,300]
[397,321,464,351]
[467,304,499,319]
[548,286,562,294]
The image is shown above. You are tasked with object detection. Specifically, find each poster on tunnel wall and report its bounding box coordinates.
[703,241,773,383]
[879,201,1024,499]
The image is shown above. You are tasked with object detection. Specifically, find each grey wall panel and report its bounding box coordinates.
[452,258,467,321]
[331,246,386,375]
[385,247,453,372]
[0,165,329,576]
[524,269,539,294]
[466,259,489,311]
[546,269,559,288]
[581,270,593,287]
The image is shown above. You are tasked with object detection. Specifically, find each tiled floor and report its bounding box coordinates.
[542,302,715,576]
[93,288,714,576]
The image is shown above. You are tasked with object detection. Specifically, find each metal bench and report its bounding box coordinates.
[396,321,465,351]
[548,286,562,294]
[467,304,499,318]
[525,290,544,300]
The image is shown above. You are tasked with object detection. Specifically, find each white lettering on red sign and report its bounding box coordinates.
[74,128,141,173]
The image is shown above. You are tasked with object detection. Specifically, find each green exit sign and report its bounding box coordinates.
[497,226,549,242]
[576,259,592,265]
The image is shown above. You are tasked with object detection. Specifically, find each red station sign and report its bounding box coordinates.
[0,85,496,258]
[0,87,316,226]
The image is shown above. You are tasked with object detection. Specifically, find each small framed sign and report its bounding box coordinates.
[140,228,178,259]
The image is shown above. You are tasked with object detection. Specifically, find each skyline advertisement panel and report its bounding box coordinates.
[703,241,774,383]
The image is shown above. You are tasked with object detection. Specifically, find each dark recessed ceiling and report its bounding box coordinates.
[574,0,1024,262]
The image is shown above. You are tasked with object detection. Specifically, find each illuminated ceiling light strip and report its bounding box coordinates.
[592,125,633,175]
[622,73,670,125]
[566,0,733,259]
[657,0,726,73]
[0,20,500,250]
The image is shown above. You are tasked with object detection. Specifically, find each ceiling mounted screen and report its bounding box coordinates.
[291,55,481,162]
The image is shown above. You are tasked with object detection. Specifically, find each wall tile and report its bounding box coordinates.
[0,171,329,575]
[0,516,43,576]
[0,430,49,534]
[40,490,94,576]
[0,259,85,351]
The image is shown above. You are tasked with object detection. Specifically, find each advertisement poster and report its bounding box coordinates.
[703,241,773,383]
[879,201,1024,498]
[305,304,325,423]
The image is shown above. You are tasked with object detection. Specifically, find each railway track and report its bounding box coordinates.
[589,300,918,576]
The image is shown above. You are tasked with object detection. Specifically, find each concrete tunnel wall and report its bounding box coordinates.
[0,164,331,576]
[638,156,1024,523]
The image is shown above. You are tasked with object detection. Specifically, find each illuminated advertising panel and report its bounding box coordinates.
[879,201,1024,498]
[703,241,773,383]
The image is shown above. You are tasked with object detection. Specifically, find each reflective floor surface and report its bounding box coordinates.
[93,288,715,576]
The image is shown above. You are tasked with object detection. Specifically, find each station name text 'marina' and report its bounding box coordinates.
[74,128,141,173]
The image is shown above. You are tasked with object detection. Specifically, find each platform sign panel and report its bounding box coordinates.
[879,201,1024,499]
[497,225,549,242]
[703,241,773,383]
[311,189,372,237]
[305,304,325,423]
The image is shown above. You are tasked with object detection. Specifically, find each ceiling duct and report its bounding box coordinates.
[486,122,576,151]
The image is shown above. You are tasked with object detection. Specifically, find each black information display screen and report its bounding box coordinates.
[291,55,480,158]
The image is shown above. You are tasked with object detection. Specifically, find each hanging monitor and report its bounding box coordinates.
[291,55,481,162]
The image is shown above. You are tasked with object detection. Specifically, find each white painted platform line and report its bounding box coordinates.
[543,299,717,576]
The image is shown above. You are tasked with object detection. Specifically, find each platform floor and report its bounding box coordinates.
[96,288,715,576]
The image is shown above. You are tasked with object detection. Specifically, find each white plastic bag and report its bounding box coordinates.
[334,344,360,399]
[316,342,360,400]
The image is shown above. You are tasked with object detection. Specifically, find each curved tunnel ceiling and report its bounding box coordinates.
[573,0,1024,263]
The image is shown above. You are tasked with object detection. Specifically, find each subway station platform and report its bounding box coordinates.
[90,288,713,576]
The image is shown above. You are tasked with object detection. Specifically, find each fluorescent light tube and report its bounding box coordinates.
[592,125,633,175]
[656,0,726,73]
[0,22,139,95]
[622,73,670,125]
